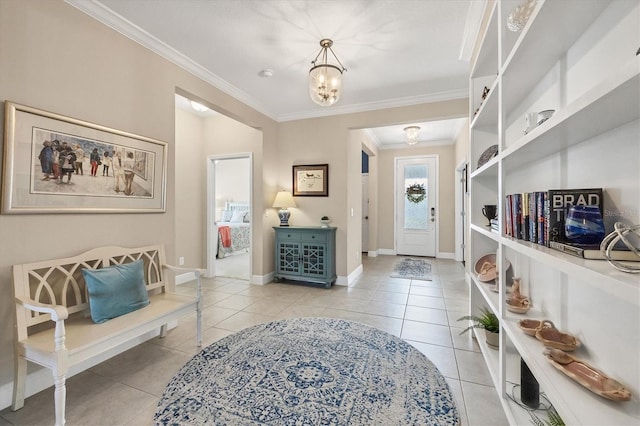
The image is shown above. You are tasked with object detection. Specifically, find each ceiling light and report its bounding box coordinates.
[404,126,421,146]
[190,100,209,112]
[309,39,346,107]
[258,69,273,78]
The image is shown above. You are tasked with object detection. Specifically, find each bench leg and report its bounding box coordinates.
[160,324,168,338]
[12,355,27,411]
[53,372,66,426]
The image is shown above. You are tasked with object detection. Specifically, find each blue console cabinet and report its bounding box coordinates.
[273,226,336,288]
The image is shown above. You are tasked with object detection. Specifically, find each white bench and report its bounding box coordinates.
[11,245,203,426]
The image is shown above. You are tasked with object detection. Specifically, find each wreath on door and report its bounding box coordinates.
[406,183,426,204]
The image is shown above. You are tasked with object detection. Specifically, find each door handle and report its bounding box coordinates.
[431,207,435,222]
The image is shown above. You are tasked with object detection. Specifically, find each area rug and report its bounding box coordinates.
[155,317,458,425]
[390,257,432,280]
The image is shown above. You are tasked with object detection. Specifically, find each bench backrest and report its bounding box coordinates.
[13,245,168,337]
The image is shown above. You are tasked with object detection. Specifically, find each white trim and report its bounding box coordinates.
[339,264,364,286]
[175,271,198,285]
[252,272,274,285]
[65,0,277,121]
[459,0,488,61]
[394,155,439,257]
[367,250,379,257]
[206,154,253,280]
[437,252,456,260]
[378,139,455,151]
[455,159,468,263]
[65,0,468,123]
[278,90,469,122]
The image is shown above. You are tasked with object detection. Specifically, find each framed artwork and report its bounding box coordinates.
[292,164,329,196]
[2,101,167,214]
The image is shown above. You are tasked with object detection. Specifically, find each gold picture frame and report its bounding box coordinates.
[292,164,329,196]
[2,101,167,214]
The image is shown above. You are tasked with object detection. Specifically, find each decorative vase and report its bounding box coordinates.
[565,205,605,244]
[485,330,499,348]
[320,219,332,228]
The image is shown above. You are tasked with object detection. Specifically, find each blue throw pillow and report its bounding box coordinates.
[82,259,150,324]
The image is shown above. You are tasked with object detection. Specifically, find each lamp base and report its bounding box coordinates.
[278,208,291,227]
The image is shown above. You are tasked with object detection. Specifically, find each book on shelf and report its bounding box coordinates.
[549,241,639,261]
[505,192,547,245]
[547,188,603,245]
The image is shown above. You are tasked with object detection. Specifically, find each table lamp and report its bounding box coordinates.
[272,191,296,226]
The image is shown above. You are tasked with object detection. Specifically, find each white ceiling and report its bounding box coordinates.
[69,0,483,147]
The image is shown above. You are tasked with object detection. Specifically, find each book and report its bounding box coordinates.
[549,241,639,261]
[546,188,604,245]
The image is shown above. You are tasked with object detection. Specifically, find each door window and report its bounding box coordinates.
[403,164,428,230]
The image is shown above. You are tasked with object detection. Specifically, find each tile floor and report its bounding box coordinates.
[0,255,509,426]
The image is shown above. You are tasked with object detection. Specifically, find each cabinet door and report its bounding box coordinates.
[301,243,327,279]
[277,242,301,275]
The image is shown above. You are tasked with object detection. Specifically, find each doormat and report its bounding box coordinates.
[390,258,432,281]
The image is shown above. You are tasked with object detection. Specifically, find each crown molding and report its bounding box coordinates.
[65,0,278,121]
[459,0,487,61]
[277,89,469,122]
[66,0,469,123]
[378,139,455,151]
[363,129,381,149]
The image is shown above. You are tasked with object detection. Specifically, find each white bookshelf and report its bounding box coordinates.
[467,1,640,424]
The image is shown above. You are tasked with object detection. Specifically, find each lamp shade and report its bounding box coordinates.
[309,64,343,106]
[272,191,296,208]
[309,39,346,107]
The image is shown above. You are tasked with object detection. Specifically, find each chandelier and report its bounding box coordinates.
[404,126,421,145]
[309,39,346,106]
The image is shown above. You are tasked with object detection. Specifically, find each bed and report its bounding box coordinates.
[216,202,251,258]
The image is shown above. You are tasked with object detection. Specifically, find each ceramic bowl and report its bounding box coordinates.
[535,320,581,351]
[518,318,542,336]
[506,297,530,314]
[474,254,511,283]
[537,109,555,125]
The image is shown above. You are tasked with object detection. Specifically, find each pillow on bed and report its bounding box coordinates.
[220,210,233,222]
[230,210,246,223]
[82,259,150,324]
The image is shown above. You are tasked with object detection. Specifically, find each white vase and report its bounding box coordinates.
[320,219,332,228]
[485,330,499,348]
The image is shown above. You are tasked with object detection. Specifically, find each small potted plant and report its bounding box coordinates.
[320,216,331,227]
[458,307,500,348]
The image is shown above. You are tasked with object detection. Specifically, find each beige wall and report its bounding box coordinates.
[0,0,468,403]
[377,144,457,255]
[0,0,276,396]
[175,108,205,269]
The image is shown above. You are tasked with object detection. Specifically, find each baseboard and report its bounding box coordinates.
[175,271,197,285]
[378,248,396,256]
[347,264,363,285]
[0,328,167,411]
[252,272,273,285]
[367,250,379,257]
[437,252,456,260]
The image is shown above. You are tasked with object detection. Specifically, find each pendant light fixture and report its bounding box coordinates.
[309,39,346,106]
[404,126,421,146]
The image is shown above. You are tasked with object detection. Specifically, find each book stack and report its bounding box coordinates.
[490,218,499,234]
[505,188,603,248]
[504,191,550,245]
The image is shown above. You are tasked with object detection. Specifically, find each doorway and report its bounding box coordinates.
[395,156,438,257]
[206,154,252,280]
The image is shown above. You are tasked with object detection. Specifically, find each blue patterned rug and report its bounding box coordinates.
[390,257,432,281]
[155,317,458,425]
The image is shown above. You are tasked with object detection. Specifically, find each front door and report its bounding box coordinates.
[396,156,437,257]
